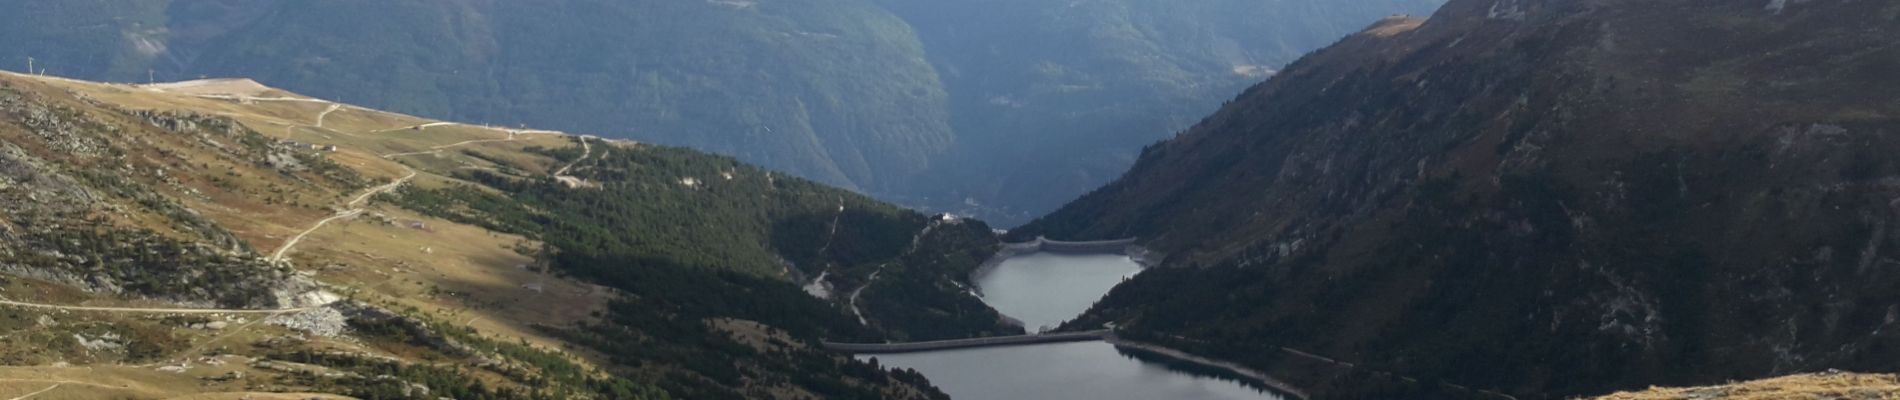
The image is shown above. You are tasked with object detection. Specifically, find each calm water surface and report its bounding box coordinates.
[972,252,1141,331]
[866,253,1283,400]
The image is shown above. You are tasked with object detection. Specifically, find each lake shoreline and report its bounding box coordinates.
[1105,336,1311,400]
[962,238,1308,399]
[867,248,1294,400]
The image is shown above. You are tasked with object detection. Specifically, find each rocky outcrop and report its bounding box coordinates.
[0,85,328,309]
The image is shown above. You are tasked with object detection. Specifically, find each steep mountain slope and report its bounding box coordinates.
[0,0,1441,225]
[195,0,956,194]
[0,72,1011,399]
[1015,0,1900,398]
[884,0,1446,221]
[0,1,172,79]
[0,0,955,194]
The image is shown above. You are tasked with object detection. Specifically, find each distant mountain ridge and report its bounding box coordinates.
[1014,0,1900,398]
[881,0,1448,221]
[0,0,1444,224]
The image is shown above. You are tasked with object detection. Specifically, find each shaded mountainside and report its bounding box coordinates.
[0,73,1017,399]
[884,0,1445,222]
[1015,0,1900,398]
[0,0,1441,225]
[0,0,951,195]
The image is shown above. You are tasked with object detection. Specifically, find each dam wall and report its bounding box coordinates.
[972,236,1153,284]
[822,330,1111,354]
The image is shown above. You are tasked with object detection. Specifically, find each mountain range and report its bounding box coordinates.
[0,0,1445,224]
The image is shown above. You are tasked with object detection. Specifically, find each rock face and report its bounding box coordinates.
[1014,0,1900,398]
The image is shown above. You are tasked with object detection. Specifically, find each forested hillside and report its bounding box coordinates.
[1015,0,1900,398]
[0,0,1442,225]
[389,141,1021,343]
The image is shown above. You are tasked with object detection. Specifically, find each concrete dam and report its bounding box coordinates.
[822,330,1112,354]
[1000,237,1138,254]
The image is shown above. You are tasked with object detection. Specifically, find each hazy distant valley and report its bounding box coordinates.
[0,0,1445,225]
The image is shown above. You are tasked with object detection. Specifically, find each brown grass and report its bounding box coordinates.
[1592,372,1900,400]
[0,73,605,396]
[293,204,610,361]
[0,364,360,399]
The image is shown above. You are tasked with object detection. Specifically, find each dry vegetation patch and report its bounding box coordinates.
[1593,372,1900,400]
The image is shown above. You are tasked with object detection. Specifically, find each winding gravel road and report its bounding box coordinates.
[268,168,417,263]
[553,137,593,187]
[314,103,341,127]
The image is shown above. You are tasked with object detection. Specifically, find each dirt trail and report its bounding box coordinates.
[0,75,371,315]
[5,383,58,400]
[553,137,593,187]
[186,94,331,104]
[380,150,440,158]
[816,200,845,256]
[377,121,567,138]
[801,200,848,299]
[379,125,532,159]
[553,137,591,176]
[314,103,341,127]
[430,138,514,151]
[376,138,513,158]
[268,168,416,263]
[0,379,109,389]
[373,122,456,133]
[848,220,940,325]
[0,299,321,314]
[265,92,427,263]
